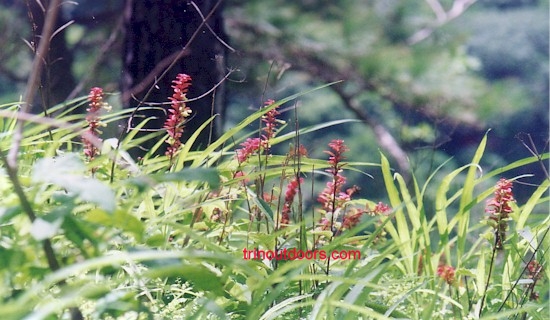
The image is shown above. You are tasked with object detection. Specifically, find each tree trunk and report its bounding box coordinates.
[122,0,226,156]
[27,0,77,114]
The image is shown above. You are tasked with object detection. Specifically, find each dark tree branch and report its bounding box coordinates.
[121,49,190,104]
[228,18,486,173]
[332,87,411,175]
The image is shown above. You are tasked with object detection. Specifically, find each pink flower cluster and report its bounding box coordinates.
[164,73,192,159]
[236,137,262,163]
[486,178,515,216]
[526,260,544,300]
[261,99,279,149]
[318,175,351,213]
[486,178,515,249]
[437,264,456,285]
[316,140,391,235]
[318,140,350,213]
[369,202,392,216]
[235,100,280,163]
[83,87,105,161]
[280,176,303,227]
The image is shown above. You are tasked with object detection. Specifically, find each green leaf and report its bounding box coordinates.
[145,234,167,247]
[247,187,275,224]
[0,206,23,224]
[435,163,478,252]
[86,209,144,240]
[516,178,549,230]
[30,217,63,241]
[380,153,413,273]
[145,263,225,295]
[62,215,99,257]
[128,167,220,190]
[456,133,487,260]
[31,154,115,212]
[271,119,362,145]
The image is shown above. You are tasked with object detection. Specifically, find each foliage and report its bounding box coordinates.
[0,81,548,319]
[0,1,548,319]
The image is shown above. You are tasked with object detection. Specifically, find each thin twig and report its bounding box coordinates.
[67,14,124,100]
[111,0,226,182]
[516,133,550,181]
[189,1,235,53]
[121,50,189,104]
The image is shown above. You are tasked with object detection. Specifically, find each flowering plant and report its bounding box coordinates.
[164,73,193,160]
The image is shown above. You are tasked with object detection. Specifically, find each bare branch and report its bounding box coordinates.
[190,1,236,53]
[408,0,477,45]
[332,87,411,176]
[33,0,45,13]
[49,19,73,42]
[425,0,447,22]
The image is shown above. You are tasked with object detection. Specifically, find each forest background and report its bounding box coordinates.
[1,0,548,197]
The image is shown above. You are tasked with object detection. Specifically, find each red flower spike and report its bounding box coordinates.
[527,260,544,280]
[289,144,309,158]
[317,173,349,212]
[164,74,192,159]
[280,177,303,227]
[485,178,515,249]
[318,140,351,214]
[235,99,282,163]
[261,99,280,147]
[236,137,262,163]
[342,207,367,230]
[83,87,105,161]
[325,139,349,168]
[485,178,515,216]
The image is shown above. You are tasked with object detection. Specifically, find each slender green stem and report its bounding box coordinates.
[479,232,499,316]
[498,226,550,311]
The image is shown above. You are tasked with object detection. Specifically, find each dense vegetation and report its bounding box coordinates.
[0,0,548,319]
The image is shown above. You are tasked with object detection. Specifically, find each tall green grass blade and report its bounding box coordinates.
[380,153,413,273]
[457,133,487,263]
[515,178,549,230]
[174,115,216,170]
[271,119,362,145]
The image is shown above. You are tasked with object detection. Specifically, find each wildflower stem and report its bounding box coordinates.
[498,226,550,311]
[479,237,498,316]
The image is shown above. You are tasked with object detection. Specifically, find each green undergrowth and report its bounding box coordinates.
[0,86,548,319]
